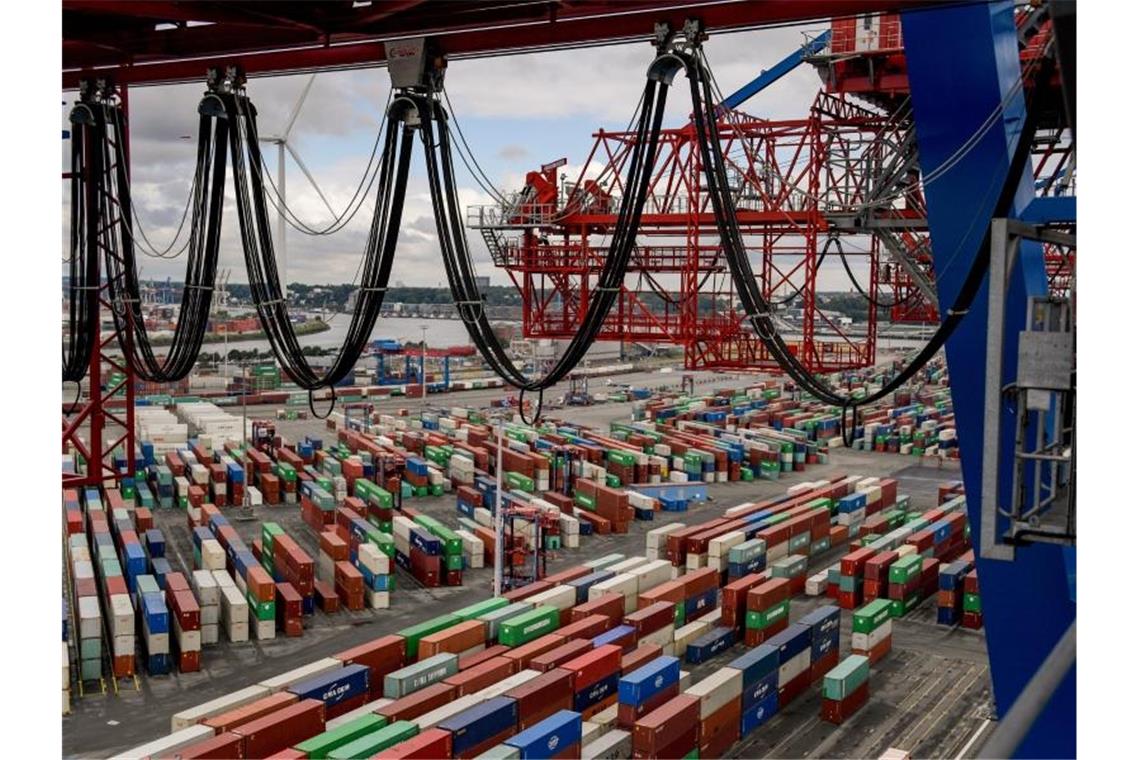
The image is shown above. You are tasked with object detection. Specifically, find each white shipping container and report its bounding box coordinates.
[582,730,632,760]
[768,541,789,561]
[365,589,390,609]
[358,544,389,575]
[326,698,394,730]
[673,620,712,654]
[685,667,743,719]
[108,725,216,760]
[629,559,672,595]
[201,624,219,646]
[527,585,576,611]
[413,693,483,730]
[200,539,225,571]
[686,553,707,571]
[109,594,134,636]
[192,570,220,606]
[708,531,745,558]
[590,573,639,614]
[226,620,249,644]
[211,569,236,589]
[145,631,170,655]
[638,625,673,650]
[112,634,134,657]
[587,703,619,730]
[579,720,605,749]
[474,669,542,700]
[777,650,811,686]
[175,625,201,653]
[78,597,101,639]
[170,685,270,731]
[606,557,644,576]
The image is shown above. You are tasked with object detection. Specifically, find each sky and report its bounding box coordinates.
[62,22,877,291]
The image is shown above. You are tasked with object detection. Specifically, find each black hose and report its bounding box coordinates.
[63,100,100,383]
[683,48,1055,440]
[101,94,229,382]
[832,235,921,310]
[228,90,412,392]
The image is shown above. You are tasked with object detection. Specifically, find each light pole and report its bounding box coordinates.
[493,413,504,597]
[420,324,428,407]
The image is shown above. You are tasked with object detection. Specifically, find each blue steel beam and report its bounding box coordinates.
[901,3,1075,757]
[719,30,831,110]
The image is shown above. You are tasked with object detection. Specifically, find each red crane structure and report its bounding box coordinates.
[469,8,1072,368]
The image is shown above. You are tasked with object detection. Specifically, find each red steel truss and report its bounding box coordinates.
[62,88,136,489]
[473,91,923,372]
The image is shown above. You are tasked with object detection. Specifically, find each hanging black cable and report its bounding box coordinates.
[413,47,680,420]
[63,92,101,383]
[830,235,921,310]
[683,46,1056,441]
[101,88,229,383]
[228,84,413,393]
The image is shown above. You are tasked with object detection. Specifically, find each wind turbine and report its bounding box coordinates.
[258,74,338,297]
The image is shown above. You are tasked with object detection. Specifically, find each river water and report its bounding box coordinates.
[214,314,484,354]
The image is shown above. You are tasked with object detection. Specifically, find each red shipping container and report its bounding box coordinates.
[334,634,405,699]
[456,727,516,760]
[205,693,300,733]
[617,683,678,728]
[699,697,741,758]
[275,583,303,620]
[105,575,128,597]
[854,634,893,665]
[375,728,453,759]
[621,644,663,675]
[557,614,613,642]
[231,699,325,758]
[444,656,515,696]
[166,572,190,593]
[637,579,685,609]
[418,620,487,660]
[570,593,625,624]
[746,578,790,612]
[624,602,673,638]
[561,644,621,691]
[529,639,594,673]
[459,644,511,672]
[246,566,275,603]
[179,650,201,673]
[778,669,811,709]
[506,668,574,729]
[315,582,340,614]
[377,683,458,722]
[632,695,700,758]
[721,573,767,630]
[170,731,245,759]
[744,618,788,647]
[864,551,899,583]
[169,590,201,630]
[810,649,841,683]
[501,633,567,672]
[820,680,869,724]
[840,548,877,577]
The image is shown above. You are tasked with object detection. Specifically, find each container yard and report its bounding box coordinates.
[55,2,1082,759]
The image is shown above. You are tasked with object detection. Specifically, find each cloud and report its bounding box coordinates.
[62,23,833,287]
[497,144,530,161]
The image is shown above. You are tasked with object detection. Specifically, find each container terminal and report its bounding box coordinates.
[59,2,1076,758]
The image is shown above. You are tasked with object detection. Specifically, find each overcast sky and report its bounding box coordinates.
[62,22,875,291]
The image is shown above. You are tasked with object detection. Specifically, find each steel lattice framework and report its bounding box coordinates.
[471,90,929,372]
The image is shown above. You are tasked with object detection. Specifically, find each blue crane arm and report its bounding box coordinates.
[719,30,831,111]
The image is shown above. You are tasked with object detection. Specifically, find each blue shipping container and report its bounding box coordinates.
[287,663,369,709]
[439,697,518,756]
[683,588,717,619]
[619,656,680,707]
[798,606,841,643]
[592,625,635,651]
[763,623,811,663]
[686,626,737,664]
[740,692,780,736]
[573,672,619,713]
[741,668,778,710]
[728,644,779,686]
[505,710,581,759]
[568,571,615,604]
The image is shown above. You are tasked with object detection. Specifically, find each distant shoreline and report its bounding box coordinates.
[149,319,332,346]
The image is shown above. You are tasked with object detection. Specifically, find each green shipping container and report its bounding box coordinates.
[327,721,420,760]
[445,554,464,572]
[963,592,982,613]
[745,599,790,630]
[822,655,870,701]
[397,615,461,661]
[454,597,508,622]
[852,599,892,634]
[293,714,388,759]
[247,594,276,621]
[498,605,560,647]
[888,554,922,585]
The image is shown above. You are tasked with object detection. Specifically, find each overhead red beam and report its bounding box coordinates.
[63,0,927,89]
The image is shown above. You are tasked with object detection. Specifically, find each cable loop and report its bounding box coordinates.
[308,387,337,420]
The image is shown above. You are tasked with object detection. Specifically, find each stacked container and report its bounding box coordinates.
[685,667,743,757]
[191,570,220,645]
[744,578,790,645]
[852,598,893,663]
[165,572,201,672]
[820,655,871,724]
[962,569,983,629]
[617,656,681,729]
[215,570,249,642]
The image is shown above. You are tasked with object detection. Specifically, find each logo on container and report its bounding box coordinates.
[654,675,664,689]
[547,736,560,751]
